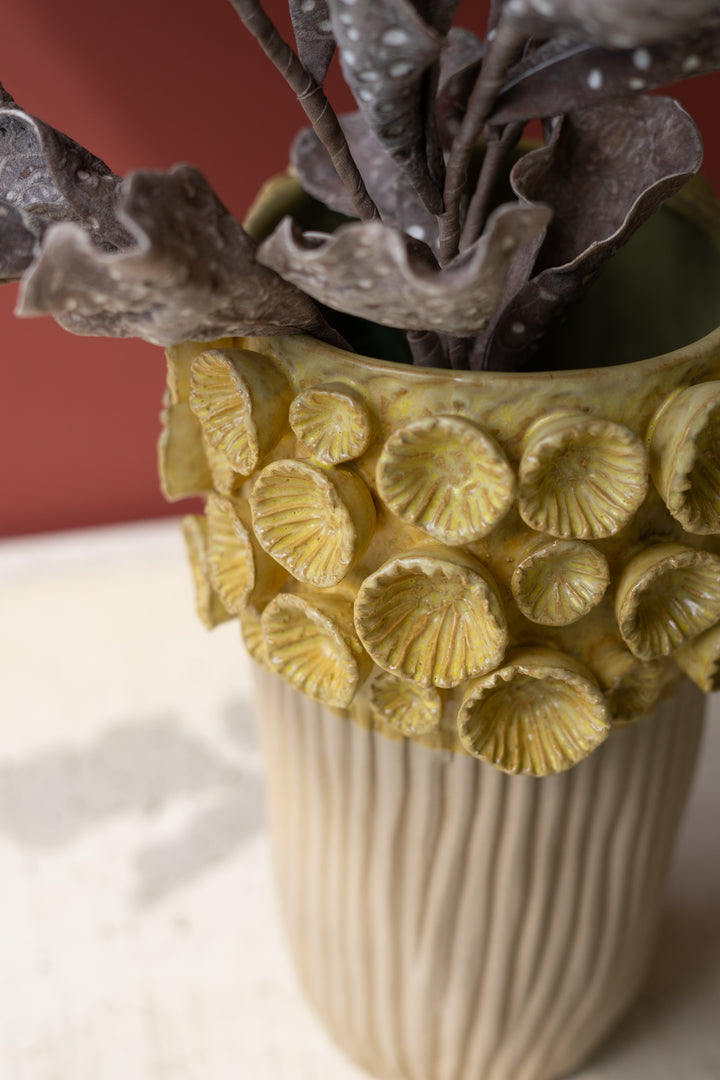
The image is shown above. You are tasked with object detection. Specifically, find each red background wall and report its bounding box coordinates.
[1,0,718,536]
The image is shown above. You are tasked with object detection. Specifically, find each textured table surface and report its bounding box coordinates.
[1,520,718,1079]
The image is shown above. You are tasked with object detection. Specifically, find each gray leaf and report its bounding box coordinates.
[327,0,444,212]
[291,111,440,253]
[289,0,336,83]
[490,31,720,125]
[436,27,483,149]
[475,96,703,370]
[0,198,49,282]
[258,202,551,336]
[0,81,131,249]
[17,164,340,346]
[502,0,720,49]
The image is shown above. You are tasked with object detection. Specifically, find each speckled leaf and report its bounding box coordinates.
[474,97,703,370]
[289,0,335,83]
[0,81,131,249]
[0,199,49,282]
[291,111,439,253]
[436,27,483,149]
[17,164,340,346]
[490,32,720,126]
[258,201,550,335]
[501,0,720,49]
[327,0,444,212]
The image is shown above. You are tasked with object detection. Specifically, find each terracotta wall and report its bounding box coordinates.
[1,0,718,535]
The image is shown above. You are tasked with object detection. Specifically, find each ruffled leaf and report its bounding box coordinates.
[258,201,550,335]
[327,0,444,212]
[474,96,703,370]
[17,164,342,346]
[291,111,439,253]
[501,0,720,49]
[490,31,720,126]
[289,0,336,84]
[0,80,131,249]
[0,199,49,282]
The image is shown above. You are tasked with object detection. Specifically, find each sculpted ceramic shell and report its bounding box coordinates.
[354,547,508,689]
[614,541,720,659]
[511,537,609,625]
[649,381,720,534]
[366,670,443,737]
[376,414,516,544]
[204,493,286,613]
[518,411,648,539]
[189,347,291,474]
[457,647,611,776]
[262,592,372,708]
[249,458,376,587]
[289,381,373,464]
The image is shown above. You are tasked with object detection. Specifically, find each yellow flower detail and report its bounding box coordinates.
[649,381,720,534]
[511,538,609,625]
[180,515,233,629]
[518,412,648,538]
[205,493,285,614]
[588,637,681,725]
[250,459,376,587]
[189,348,291,475]
[457,648,610,776]
[615,542,720,659]
[262,593,371,708]
[289,382,372,464]
[239,606,271,668]
[675,621,720,692]
[354,548,508,688]
[368,671,442,736]
[376,414,515,544]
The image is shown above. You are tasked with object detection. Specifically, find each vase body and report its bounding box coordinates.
[255,666,703,1080]
[162,179,720,1078]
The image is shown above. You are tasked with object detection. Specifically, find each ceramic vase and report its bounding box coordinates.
[159,175,720,1079]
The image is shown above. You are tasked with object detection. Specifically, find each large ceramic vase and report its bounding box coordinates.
[159,176,720,1080]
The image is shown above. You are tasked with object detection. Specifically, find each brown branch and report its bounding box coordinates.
[227,0,380,223]
[438,19,526,263]
[407,329,450,368]
[460,120,524,251]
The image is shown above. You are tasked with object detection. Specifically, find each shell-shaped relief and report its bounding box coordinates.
[367,671,442,736]
[457,648,610,776]
[587,637,681,725]
[239,605,271,669]
[249,459,376,587]
[615,542,720,659]
[205,494,286,614]
[376,415,516,545]
[675,622,720,692]
[289,382,372,464]
[189,348,291,475]
[518,412,648,539]
[649,381,720,534]
[202,437,241,498]
[354,548,508,689]
[262,593,372,708]
[511,538,609,626]
[158,401,212,501]
[180,515,233,629]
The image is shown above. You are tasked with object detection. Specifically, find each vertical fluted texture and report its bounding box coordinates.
[255,670,704,1080]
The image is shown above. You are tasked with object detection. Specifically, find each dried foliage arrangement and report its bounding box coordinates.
[2,1,720,372]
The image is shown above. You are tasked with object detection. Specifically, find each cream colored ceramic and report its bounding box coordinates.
[159,175,720,1079]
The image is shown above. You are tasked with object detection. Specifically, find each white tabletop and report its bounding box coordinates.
[1,521,718,1079]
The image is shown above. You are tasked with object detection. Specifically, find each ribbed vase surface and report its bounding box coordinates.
[255,667,703,1080]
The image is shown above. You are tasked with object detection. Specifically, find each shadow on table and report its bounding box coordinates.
[0,698,266,903]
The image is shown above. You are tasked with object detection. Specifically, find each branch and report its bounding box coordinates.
[460,120,524,251]
[439,19,525,263]
[227,0,379,223]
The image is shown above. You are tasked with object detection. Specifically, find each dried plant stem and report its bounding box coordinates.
[460,120,524,251]
[407,329,450,368]
[439,19,526,263]
[228,0,379,223]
